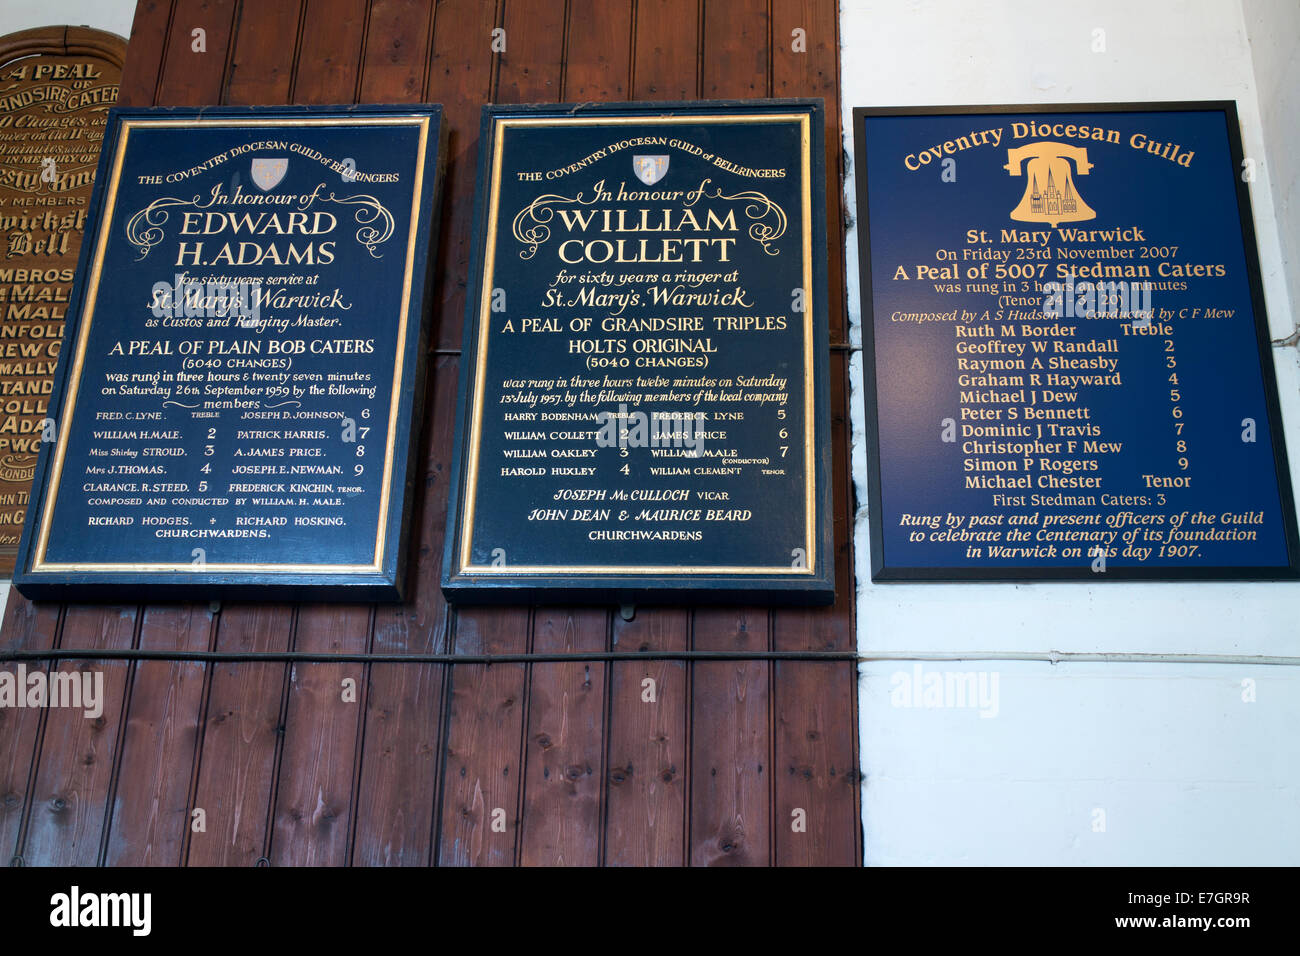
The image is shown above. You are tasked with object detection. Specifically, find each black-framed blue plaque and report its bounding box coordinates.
[13,104,446,601]
[443,100,833,604]
[854,102,1299,580]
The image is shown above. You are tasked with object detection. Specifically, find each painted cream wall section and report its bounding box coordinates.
[860,660,1300,865]
[0,1,133,618]
[1242,0,1300,347]
[842,0,1300,864]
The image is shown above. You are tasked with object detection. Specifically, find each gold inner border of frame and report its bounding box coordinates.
[458,113,816,577]
[31,115,430,575]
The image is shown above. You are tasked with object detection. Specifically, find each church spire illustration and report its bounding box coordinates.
[1006,141,1095,227]
[1030,168,1079,217]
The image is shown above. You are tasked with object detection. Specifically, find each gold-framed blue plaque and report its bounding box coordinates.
[854,102,1300,581]
[443,101,833,604]
[14,104,446,601]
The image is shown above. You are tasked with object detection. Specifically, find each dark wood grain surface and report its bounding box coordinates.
[1,0,859,866]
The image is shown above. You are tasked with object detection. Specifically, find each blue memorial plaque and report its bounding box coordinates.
[443,101,833,604]
[854,103,1299,580]
[14,104,445,601]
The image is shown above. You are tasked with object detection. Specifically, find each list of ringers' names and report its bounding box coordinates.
[464,117,813,573]
[35,120,426,568]
[87,285,374,536]
[860,108,1296,574]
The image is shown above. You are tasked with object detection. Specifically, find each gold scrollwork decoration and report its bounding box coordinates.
[511,187,601,260]
[704,185,788,255]
[320,192,395,258]
[124,195,201,260]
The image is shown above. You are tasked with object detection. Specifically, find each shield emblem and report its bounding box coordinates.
[633,154,669,186]
[251,157,288,191]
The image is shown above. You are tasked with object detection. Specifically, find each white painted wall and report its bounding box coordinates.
[842,0,1300,865]
[1242,0,1300,344]
[0,1,133,620]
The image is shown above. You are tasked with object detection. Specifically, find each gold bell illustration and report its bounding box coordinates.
[1004,142,1096,228]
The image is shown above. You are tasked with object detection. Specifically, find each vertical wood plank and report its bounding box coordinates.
[772,658,857,863]
[344,0,446,868]
[564,0,632,101]
[225,0,301,103]
[518,609,607,865]
[103,607,213,866]
[186,606,294,865]
[261,0,374,870]
[620,0,701,871]
[269,607,370,865]
[632,0,699,101]
[180,0,304,869]
[687,0,774,867]
[0,598,61,861]
[293,0,369,103]
[689,608,770,866]
[771,0,858,865]
[506,0,618,870]
[427,0,505,351]
[773,354,859,865]
[604,610,689,865]
[437,608,530,866]
[19,606,136,865]
[773,0,845,343]
[155,0,239,106]
[560,0,691,867]
[357,0,431,102]
[352,359,455,866]
[355,0,497,866]
[701,0,768,98]
[436,0,561,868]
[496,0,566,104]
[118,0,174,107]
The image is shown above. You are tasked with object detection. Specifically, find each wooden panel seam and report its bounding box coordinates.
[94,604,146,865]
[9,605,65,863]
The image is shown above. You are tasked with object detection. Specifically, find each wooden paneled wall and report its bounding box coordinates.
[0,0,859,866]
